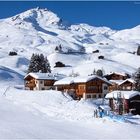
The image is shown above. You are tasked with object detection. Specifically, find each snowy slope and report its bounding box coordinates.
[0,87,139,139]
[0,8,140,84]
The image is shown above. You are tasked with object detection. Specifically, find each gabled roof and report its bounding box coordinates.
[119,78,135,86]
[54,77,74,85]
[24,72,65,81]
[107,72,127,77]
[105,90,140,99]
[74,76,96,83]
[110,80,124,85]
[54,75,111,86]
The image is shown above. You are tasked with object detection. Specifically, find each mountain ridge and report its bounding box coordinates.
[0,8,139,83]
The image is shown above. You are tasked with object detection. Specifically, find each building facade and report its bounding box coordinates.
[106,91,140,115]
[24,73,64,90]
[54,75,111,100]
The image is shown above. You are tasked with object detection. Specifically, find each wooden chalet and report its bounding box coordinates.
[104,72,130,81]
[109,79,135,92]
[106,91,140,115]
[24,73,64,90]
[109,80,124,92]
[118,79,135,91]
[54,75,112,100]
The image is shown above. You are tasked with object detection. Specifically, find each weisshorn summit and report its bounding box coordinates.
[0,8,139,83]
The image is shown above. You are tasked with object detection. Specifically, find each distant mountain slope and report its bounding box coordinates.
[0,8,139,84]
[0,65,24,85]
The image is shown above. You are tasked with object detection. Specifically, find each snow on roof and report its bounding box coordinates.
[54,75,111,85]
[74,75,111,84]
[108,72,127,76]
[54,77,74,85]
[24,72,64,80]
[119,78,135,85]
[110,80,124,85]
[73,75,96,83]
[105,90,140,99]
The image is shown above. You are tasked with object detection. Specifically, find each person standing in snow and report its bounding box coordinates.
[93,110,96,117]
[95,109,98,118]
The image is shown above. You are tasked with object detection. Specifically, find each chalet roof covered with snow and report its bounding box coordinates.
[110,80,124,85]
[54,77,74,85]
[119,78,135,85]
[54,75,111,85]
[24,72,65,80]
[107,72,127,76]
[74,76,97,83]
[74,75,111,84]
[105,90,140,99]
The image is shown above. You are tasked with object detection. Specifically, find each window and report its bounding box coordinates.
[44,80,51,86]
[104,86,108,90]
[40,80,43,84]
[79,85,85,90]
[88,86,97,90]
[87,95,91,98]
[98,94,102,98]
[127,86,131,90]
[92,95,97,98]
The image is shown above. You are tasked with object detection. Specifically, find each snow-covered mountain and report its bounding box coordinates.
[0,8,140,84]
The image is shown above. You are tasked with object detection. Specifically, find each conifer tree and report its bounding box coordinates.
[44,56,51,73]
[96,69,103,77]
[137,45,140,55]
[27,53,36,73]
[27,53,51,73]
[134,67,140,91]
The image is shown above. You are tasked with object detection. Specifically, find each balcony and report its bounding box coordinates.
[25,82,36,88]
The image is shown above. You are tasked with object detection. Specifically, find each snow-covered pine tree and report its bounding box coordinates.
[44,56,51,73]
[27,53,36,73]
[27,54,51,73]
[137,45,140,55]
[93,69,96,75]
[69,70,79,77]
[96,69,103,77]
[40,53,46,72]
[134,67,140,91]
[33,54,41,72]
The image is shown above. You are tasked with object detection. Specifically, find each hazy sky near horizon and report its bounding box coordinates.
[0,1,140,30]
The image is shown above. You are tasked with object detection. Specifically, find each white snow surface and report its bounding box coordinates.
[0,86,139,139]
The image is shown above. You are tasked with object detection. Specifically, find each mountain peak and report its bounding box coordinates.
[7,8,62,29]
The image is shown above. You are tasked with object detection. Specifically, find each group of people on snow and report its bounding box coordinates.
[93,107,110,118]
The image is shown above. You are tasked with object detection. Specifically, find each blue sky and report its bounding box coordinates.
[0,1,140,30]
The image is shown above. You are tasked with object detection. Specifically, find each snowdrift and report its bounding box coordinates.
[4,88,97,121]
